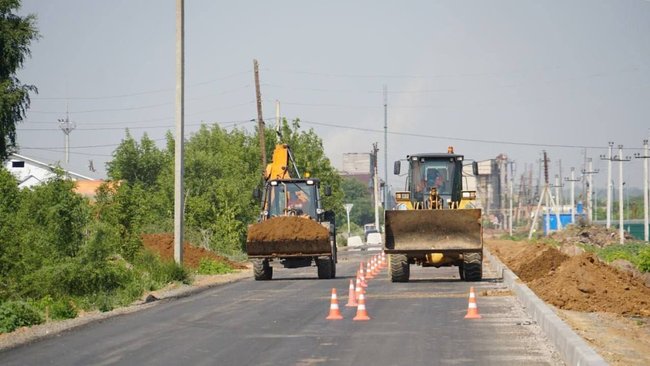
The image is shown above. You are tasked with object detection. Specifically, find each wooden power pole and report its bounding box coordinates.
[254,59,266,170]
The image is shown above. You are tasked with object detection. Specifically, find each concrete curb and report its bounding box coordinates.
[484,248,608,366]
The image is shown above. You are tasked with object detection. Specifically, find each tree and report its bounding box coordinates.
[341,177,374,226]
[0,1,39,161]
[106,131,165,189]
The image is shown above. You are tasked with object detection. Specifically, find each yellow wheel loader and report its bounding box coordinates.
[384,147,483,282]
[245,144,337,280]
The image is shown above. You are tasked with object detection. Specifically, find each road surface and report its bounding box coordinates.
[1,251,563,365]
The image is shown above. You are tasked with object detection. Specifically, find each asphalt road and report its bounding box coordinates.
[1,251,564,365]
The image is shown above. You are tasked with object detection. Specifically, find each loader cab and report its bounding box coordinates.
[263,179,321,219]
[405,153,464,207]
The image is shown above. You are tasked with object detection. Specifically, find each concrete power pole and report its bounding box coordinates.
[174,0,185,265]
[612,145,631,244]
[600,142,614,228]
[634,139,649,241]
[372,143,380,231]
[383,84,388,208]
[581,158,599,223]
[254,59,266,169]
[58,108,75,164]
[564,168,581,224]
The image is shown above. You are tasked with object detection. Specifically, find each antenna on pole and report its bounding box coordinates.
[58,105,76,164]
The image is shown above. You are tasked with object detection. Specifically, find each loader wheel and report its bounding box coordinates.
[389,254,410,282]
[317,257,335,279]
[462,252,482,282]
[458,263,465,281]
[253,259,273,281]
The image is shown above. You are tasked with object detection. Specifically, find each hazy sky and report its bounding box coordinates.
[15,0,650,193]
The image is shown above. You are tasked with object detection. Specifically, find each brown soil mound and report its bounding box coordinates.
[246,216,328,242]
[549,224,634,248]
[530,253,650,316]
[141,233,247,269]
[487,240,650,317]
[512,246,569,282]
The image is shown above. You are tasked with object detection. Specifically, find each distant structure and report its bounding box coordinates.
[4,153,93,189]
[340,152,392,208]
[474,154,508,226]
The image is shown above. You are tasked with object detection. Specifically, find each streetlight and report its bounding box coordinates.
[344,203,354,238]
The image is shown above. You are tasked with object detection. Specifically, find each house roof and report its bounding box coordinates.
[9,153,94,181]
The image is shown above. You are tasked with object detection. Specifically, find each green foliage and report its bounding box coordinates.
[197,258,233,275]
[340,177,373,227]
[596,243,650,273]
[637,246,650,272]
[0,300,43,333]
[0,0,40,160]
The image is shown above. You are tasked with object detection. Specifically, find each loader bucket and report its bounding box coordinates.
[384,209,482,252]
[246,216,331,258]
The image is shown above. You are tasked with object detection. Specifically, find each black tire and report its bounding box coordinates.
[253,259,273,281]
[458,262,465,280]
[462,252,482,282]
[389,254,410,282]
[317,257,335,279]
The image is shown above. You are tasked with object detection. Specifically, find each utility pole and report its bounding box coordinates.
[383,84,388,209]
[564,168,581,224]
[254,59,266,170]
[612,145,631,244]
[581,158,599,223]
[634,139,649,241]
[528,151,562,238]
[58,107,75,164]
[508,161,515,236]
[600,142,614,228]
[372,143,380,231]
[174,0,185,265]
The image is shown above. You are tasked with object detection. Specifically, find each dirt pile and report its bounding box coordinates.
[487,240,650,317]
[549,224,634,248]
[246,216,331,256]
[509,245,569,282]
[142,233,247,269]
[246,216,329,242]
[529,253,650,316]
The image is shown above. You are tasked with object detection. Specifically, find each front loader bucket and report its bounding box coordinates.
[384,209,482,252]
[246,216,331,258]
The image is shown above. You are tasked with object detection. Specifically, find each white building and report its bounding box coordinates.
[4,154,93,189]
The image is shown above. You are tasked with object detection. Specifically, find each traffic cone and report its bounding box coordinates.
[345,279,358,307]
[464,287,482,319]
[365,259,375,279]
[359,268,368,288]
[326,288,344,320]
[355,276,364,299]
[353,292,371,321]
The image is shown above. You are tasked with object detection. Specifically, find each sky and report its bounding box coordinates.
[14,0,650,195]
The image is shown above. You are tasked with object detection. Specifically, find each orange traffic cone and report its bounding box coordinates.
[365,259,375,279]
[326,288,344,320]
[355,276,364,299]
[358,269,368,288]
[353,292,371,321]
[464,287,482,319]
[345,279,358,307]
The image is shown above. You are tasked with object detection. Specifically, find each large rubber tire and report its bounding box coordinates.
[462,252,482,282]
[317,257,335,279]
[458,262,465,281]
[253,259,273,281]
[389,254,410,282]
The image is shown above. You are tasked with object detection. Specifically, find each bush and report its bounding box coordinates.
[49,298,78,320]
[0,301,43,333]
[197,258,233,275]
[636,246,650,272]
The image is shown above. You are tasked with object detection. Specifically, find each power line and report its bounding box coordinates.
[31,70,251,101]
